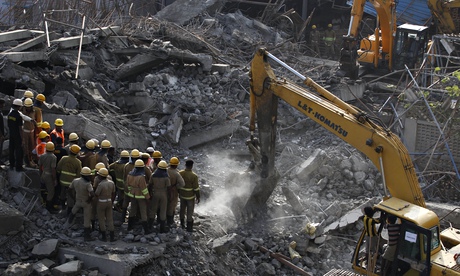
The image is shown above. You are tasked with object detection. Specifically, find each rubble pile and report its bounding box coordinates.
[0,3,440,276]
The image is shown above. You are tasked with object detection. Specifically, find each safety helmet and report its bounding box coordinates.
[98,168,109,177]
[120,150,129,158]
[85,140,95,150]
[45,142,55,152]
[101,140,111,149]
[158,160,168,169]
[95,162,106,171]
[91,139,99,147]
[24,98,33,107]
[36,94,46,102]
[70,144,81,154]
[13,99,22,106]
[41,121,50,129]
[23,90,34,98]
[142,152,150,159]
[131,149,140,158]
[312,25,316,29]
[55,118,64,127]
[134,159,145,168]
[38,131,49,139]
[81,167,92,176]
[146,147,154,153]
[328,23,332,28]
[169,157,180,166]
[153,150,162,158]
[69,132,79,142]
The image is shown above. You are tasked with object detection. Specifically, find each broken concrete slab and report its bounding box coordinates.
[51,35,93,49]
[180,119,240,149]
[2,52,48,62]
[3,262,33,276]
[32,239,60,258]
[0,200,24,235]
[88,26,121,37]
[212,233,243,254]
[290,149,326,181]
[168,49,213,72]
[281,187,303,214]
[52,260,82,276]
[155,0,224,26]
[322,198,376,234]
[115,50,169,80]
[2,33,53,53]
[165,109,183,144]
[0,30,40,43]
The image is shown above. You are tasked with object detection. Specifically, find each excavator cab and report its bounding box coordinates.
[392,23,429,70]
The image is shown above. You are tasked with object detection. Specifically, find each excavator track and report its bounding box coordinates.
[323,269,361,276]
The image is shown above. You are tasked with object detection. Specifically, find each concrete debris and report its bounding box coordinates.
[51,260,82,276]
[32,239,60,258]
[212,233,243,254]
[0,201,24,235]
[3,262,33,276]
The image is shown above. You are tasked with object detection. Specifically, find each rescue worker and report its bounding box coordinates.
[96,139,111,168]
[22,98,38,167]
[37,121,50,145]
[149,160,170,233]
[121,149,141,223]
[64,133,79,153]
[50,118,65,147]
[145,147,155,168]
[381,215,400,275]
[67,167,95,241]
[95,167,116,242]
[8,99,26,171]
[38,141,58,213]
[323,23,336,59]
[78,140,97,170]
[91,162,111,230]
[150,150,162,172]
[127,159,151,234]
[33,94,45,137]
[141,153,152,173]
[109,150,130,211]
[363,206,380,259]
[54,137,67,163]
[21,90,34,102]
[166,157,185,227]
[107,146,115,165]
[56,144,82,214]
[310,25,321,57]
[33,131,50,159]
[179,160,200,232]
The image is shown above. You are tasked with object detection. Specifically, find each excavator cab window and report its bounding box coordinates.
[393,24,429,71]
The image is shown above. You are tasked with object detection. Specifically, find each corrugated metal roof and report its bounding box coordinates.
[347,0,432,26]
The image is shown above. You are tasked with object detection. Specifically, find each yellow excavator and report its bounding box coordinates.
[339,0,429,79]
[428,0,460,34]
[247,48,460,275]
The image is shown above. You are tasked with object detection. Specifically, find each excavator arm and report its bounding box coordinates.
[249,48,425,207]
[428,0,460,34]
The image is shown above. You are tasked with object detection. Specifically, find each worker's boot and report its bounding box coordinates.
[147,218,154,231]
[160,220,169,233]
[84,227,95,241]
[167,215,174,227]
[100,231,107,242]
[142,221,151,235]
[65,212,76,228]
[127,217,134,231]
[109,231,116,242]
[180,219,185,229]
[186,221,194,233]
[91,220,97,231]
[46,201,58,214]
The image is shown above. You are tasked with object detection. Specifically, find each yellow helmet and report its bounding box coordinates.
[101,140,111,149]
[85,140,95,150]
[38,130,49,139]
[158,160,168,169]
[45,142,55,152]
[69,132,79,142]
[41,121,50,129]
[98,168,109,177]
[55,118,64,127]
[153,150,162,158]
[134,159,145,168]
[120,150,129,158]
[81,167,92,176]
[24,90,34,98]
[131,149,140,158]
[328,23,332,28]
[24,98,33,107]
[36,94,46,102]
[95,162,106,172]
[169,157,180,166]
[70,144,81,154]
[142,152,150,159]
[312,25,317,29]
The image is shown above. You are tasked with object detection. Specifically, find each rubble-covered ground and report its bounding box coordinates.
[0,2,458,276]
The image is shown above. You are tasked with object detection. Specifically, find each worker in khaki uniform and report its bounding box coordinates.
[179,160,200,232]
[67,167,95,241]
[149,160,171,233]
[149,150,162,172]
[127,159,151,235]
[57,144,82,214]
[64,133,79,154]
[323,23,336,59]
[91,162,110,231]
[95,168,116,242]
[166,157,185,227]
[33,93,45,138]
[96,140,111,168]
[78,140,97,171]
[121,149,141,223]
[22,98,37,167]
[109,150,130,211]
[38,142,58,213]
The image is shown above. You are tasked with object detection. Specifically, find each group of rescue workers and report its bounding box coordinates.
[6,90,201,242]
[309,23,337,59]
